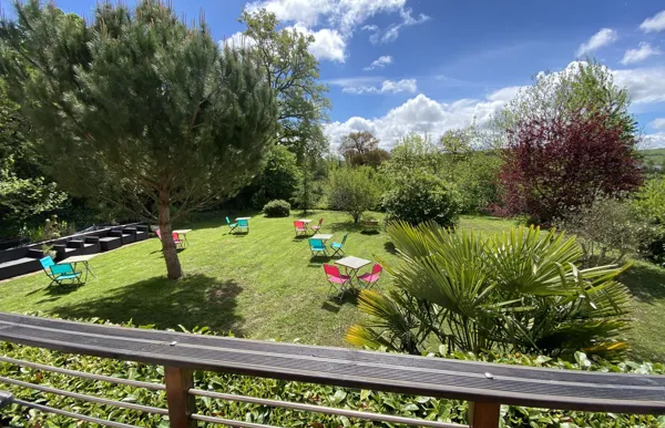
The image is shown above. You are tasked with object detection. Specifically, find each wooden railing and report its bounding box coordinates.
[0,313,662,427]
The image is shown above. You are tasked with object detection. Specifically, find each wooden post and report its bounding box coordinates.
[164,366,196,428]
[468,401,500,428]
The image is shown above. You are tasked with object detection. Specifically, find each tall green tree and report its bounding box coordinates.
[238,10,330,211]
[339,131,390,168]
[1,1,277,279]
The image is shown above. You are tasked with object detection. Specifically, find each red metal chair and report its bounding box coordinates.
[358,264,382,288]
[323,264,350,301]
[155,229,184,249]
[311,218,324,233]
[294,221,308,236]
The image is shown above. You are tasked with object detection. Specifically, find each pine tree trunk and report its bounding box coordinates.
[158,189,183,280]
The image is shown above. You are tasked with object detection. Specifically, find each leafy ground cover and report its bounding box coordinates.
[0,212,663,361]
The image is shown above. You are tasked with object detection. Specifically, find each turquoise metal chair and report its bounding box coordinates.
[39,256,83,287]
[226,217,238,233]
[237,218,249,233]
[309,238,328,257]
[330,233,349,257]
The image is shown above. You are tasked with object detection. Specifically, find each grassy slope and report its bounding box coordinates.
[1,212,664,360]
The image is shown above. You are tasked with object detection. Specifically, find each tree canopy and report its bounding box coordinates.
[1,0,277,278]
[339,131,390,168]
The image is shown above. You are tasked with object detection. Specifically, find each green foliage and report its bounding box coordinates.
[496,60,635,136]
[262,199,291,217]
[349,223,632,359]
[1,0,277,278]
[0,317,662,427]
[382,171,461,227]
[241,145,301,209]
[634,176,665,225]
[0,79,66,238]
[556,195,654,266]
[326,167,381,223]
[382,132,500,215]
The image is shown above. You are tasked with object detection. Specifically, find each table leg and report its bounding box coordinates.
[84,261,96,279]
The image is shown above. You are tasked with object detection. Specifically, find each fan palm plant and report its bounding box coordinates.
[347,222,631,358]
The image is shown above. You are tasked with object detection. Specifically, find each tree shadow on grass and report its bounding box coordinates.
[48,274,245,336]
[329,221,364,233]
[383,241,397,255]
[619,262,665,303]
[321,289,359,313]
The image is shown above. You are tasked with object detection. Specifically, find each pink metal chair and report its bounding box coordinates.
[294,221,308,236]
[358,264,382,288]
[323,264,350,301]
[311,218,324,233]
[155,229,184,249]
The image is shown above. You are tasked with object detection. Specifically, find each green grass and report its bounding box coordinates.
[2,211,665,361]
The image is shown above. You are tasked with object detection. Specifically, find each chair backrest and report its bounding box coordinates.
[294,221,305,229]
[317,218,324,226]
[309,238,325,249]
[226,217,232,225]
[372,263,383,276]
[341,233,349,245]
[39,256,54,270]
[155,229,162,239]
[323,264,340,277]
[238,219,249,227]
[171,232,181,242]
[50,263,74,275]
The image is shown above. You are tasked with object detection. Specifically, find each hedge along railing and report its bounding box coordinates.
[0,314,663,427]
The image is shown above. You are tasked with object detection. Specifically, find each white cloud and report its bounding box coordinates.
[324,89,511,148]
[643,132,665,148]
[246,0,406,34]
[613,67,665,104]
[576,28,618,57]
[224,32,256,48]
[363,55,393,71]
[651,118,665,130]
[289,24,346,62]
[367,8,430,44]
[621,42,661,65]
[639,10,665,33]
[341,78,417,94]
[224,25,346,62]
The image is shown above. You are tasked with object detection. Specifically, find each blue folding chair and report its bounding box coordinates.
[226,217,238,233]
[309,238,328,257]
[39,256,84,287]
[330,233,349,257]
[237,218,249,233]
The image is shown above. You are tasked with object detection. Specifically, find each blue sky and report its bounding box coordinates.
[2,0,665,147]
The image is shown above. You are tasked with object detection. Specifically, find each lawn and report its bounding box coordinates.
[1,211,664,361]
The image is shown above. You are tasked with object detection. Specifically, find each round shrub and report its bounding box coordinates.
[382,172,460,227]
[262,199,291,217]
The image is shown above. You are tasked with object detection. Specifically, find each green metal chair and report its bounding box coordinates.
[39,256,84,286]
[309,238,328,257]
[330,233,349,257]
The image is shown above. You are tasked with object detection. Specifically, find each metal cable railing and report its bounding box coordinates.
[0,313,662,428]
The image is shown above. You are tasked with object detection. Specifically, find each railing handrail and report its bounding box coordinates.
[0,313,662,415]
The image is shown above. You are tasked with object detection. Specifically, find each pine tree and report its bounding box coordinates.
[1,0,277,279]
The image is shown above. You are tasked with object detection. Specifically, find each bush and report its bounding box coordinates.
[349,223,631,359]
[262,199,291,217]
[326,167,381,223]
[382,172,460,227]
[555,195,655,266]
[0,316,661,427]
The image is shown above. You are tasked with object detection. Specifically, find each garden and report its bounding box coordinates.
[0,1,665,426]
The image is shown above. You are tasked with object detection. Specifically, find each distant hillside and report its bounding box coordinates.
[641,148,665,168]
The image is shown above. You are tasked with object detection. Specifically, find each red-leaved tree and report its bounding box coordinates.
[497,112,642,224]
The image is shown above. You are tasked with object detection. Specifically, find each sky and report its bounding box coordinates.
[2,0,665,149]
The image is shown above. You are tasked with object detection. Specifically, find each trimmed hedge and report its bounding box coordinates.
[262,199,291,217]
[0,318,663,427]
